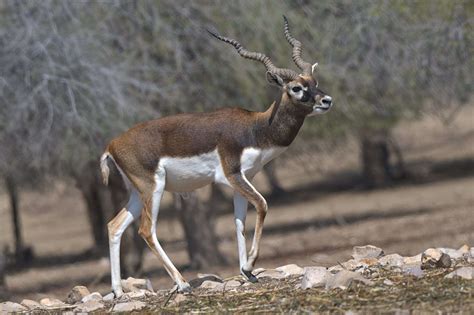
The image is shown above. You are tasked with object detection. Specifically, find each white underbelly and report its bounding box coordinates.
[158,146,287,192]
[160,150,225,192]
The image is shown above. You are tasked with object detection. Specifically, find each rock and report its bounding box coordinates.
[256,269,285,280]
[326,270,373,290]
[81,292,102,303]
[401,264,424,278]
[379,254,404,267]
[224,280,242,289]
[75,300,104,312]
[124,289,147,299]
[341,259,358,271]
[445,267,473,280]
[170,293,188,306]
[40,298,70,309]
[21,299,42,310]
[328,264,344,273]
[0,302,28,313]
[301,267,330,289]
[112,301,146,312]
[383,279,394,286]
[403,254,422,265]
[190,274,223,288]
[121,277,154,293]
[276,264,305,277]
[197,273,223,281]
[421,248,451,269]
[437,248,464,260]
[352,245,384,261]
[103,292,115,302]
[253,268,266,276]
[200,280,224,291]
[458,244,470,254]
[67,285,90,304]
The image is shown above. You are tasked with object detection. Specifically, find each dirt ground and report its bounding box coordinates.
[1,107,473,303]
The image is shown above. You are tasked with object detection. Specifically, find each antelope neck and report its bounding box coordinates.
[256,95,307,148]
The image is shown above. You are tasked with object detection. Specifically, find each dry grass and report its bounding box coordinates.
[134,266,474,314]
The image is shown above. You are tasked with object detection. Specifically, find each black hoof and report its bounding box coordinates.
[241,268,258,283]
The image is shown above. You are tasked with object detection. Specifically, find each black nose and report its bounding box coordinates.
[321,96,332,106]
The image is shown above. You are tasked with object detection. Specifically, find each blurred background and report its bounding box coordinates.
[0,0,472,302]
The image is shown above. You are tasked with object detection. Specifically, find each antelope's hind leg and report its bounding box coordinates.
[138,166,191,293]
[108,189,142,297]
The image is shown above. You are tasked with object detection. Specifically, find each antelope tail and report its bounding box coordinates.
[100,152,111,186]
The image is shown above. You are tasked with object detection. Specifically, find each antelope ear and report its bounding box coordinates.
[266,71,284,87]
[311,62,318,74]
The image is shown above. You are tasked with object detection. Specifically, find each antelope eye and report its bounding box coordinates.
[291,86,302,93]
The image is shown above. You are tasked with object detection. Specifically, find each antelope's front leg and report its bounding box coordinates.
[233,191,257,282]
[228,173,268,277]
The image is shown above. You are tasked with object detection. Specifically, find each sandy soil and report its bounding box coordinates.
[1,106,473,302]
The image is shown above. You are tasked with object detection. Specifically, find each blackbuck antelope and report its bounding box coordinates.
[101,16,333,297]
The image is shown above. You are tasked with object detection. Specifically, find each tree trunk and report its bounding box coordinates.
[360,129,392,188]
[174,192,227,269]
[0,250,8,300]
[74,165,108,253]
[263,161,285,197]
[5,176,24,262]
[73,161,145,276]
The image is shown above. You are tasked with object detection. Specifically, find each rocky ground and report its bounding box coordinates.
[1,245,473,314]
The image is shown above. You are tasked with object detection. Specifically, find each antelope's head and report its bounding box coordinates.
[208,16,332,117]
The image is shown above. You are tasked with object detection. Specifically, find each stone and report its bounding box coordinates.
[341,259,359,271]
[437,248,464,260]
[40,298,70,309]
[253,268,266,276]
[81,292,102,303]
[328,264,344,273]
[121,277,154,293]
[197,273,223,281]
[326,270,373,290]
[352,245,384,261]
[383,279,394,286]
[103,292,115,302]
[0,302,28,313]
[112,301,146,312]
[301,267,330,289]
[458,244,470,254]
[200,280,224,291]
[170,294,188,306]
[75,300,104,312]
[379,254,404,267]
[21,299,42,310]
[256,269,285,280]
[224,280,242,289]
[401,265,424,278]
[445,267,473,280]
[403,254,422,265]
[67,285,91,304]
[124,290,147,299]
[276,264,305,277]
[421,248,451,269]
[190,274,223,288]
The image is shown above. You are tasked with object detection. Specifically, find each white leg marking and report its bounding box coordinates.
[233,192,248,270]
[150,166,190,292]
[109,190,141,296]
[240,174,267,272]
